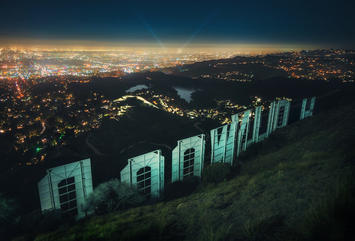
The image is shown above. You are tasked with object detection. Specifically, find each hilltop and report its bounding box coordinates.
[14,87,355,241]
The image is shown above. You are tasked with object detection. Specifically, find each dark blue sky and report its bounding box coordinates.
[0,0,354,48]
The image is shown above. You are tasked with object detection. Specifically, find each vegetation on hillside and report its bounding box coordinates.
[14,90,355,241]
[83,179,145,215]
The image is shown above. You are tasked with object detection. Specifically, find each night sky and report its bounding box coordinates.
[0,0,354,48]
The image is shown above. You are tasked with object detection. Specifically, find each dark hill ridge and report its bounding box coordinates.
[19,89,355,241]
[88,70,343,109]
[0,98,218,213]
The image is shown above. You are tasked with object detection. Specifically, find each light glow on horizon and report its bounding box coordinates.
[0,38,321,54]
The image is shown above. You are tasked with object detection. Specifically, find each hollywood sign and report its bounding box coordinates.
[38,97,316,218]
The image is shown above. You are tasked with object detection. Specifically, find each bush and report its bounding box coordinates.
[19,209,75,238]
[18,209,42,234]
[0,193,18,224]
[165,176,201,200]
[238,215,289,241]
[84,179,145,215]
[302,182,355,241]
[38,209,72,233]
[202,163,232,184]
[0,193,19,238]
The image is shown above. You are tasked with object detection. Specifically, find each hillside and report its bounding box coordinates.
[0,99,218,213]
[16,90,355,241]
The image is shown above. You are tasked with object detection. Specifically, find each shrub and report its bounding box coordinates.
[302,181,355,241]
[19,209,75,237]
[202,163,232,184]
[165,176,201,200]
[38,209,70,233]
[0,193,19,238]
[239,215,289,241]
[18,209,41,234]
[84,179,145,215]
[0,193,18,224]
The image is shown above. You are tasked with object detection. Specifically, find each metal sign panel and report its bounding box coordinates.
[120,150,164,198]
[233,110,251,157]
[171,134,205,182]
[248,100,289,144]
[38,158,93,219]
[210,122,237,165]
[252,106,262,143]
[272,99,291,130]
[300,97,316,120]
[266,101,277,136]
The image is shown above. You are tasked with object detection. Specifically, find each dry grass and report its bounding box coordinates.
[24,102,355,241]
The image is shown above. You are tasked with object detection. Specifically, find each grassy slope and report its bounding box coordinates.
[24,98,355,241]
